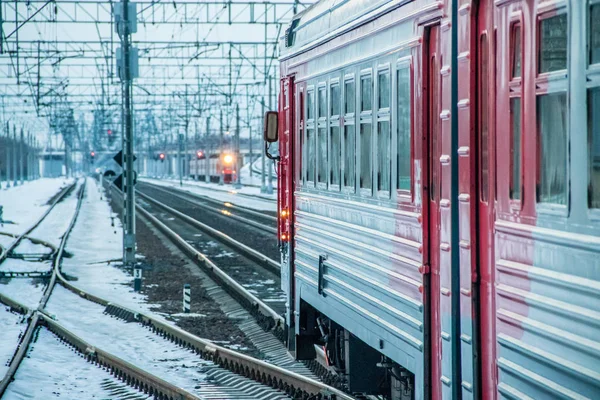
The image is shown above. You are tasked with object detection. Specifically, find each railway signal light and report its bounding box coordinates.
[90,151,95,164]
[196,150,204,159]
[159,153,165,162]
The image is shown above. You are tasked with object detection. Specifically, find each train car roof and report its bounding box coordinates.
[280,0,400,60]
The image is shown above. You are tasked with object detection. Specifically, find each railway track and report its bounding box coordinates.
[128,181,346,391]
[0,178,352,399]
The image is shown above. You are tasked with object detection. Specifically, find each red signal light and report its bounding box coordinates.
[197,150,204,159]
[90,151,95,157]
[107,129,112,136]
[159,153,165,160]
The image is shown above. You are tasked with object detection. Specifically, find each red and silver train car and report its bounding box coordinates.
[267,0,600,399]
[188,152,236,183]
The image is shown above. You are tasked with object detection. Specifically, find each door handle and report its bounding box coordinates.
[318,254,327,296]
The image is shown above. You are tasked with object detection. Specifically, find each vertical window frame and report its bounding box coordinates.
[317,82,328,189]
[376,64,392,199]
[588,1,600,216]
[297,86,305,186]
[359,68,374,196]
[305,85,316,186]
[535,9,569,214]
[396,56,414,202]
[329,77,341,192]
[508,18,524,211]
[342,73,356,194]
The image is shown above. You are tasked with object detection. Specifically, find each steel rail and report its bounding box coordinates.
[1,178,351,400]
[0,179,85,396]
[137,182,277,235]
[0,181,76,263]
[136,189,281,273]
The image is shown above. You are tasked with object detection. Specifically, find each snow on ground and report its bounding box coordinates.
[0,178,73,237]
[0,234,15,249]
[3,328,151,400]
[0,306,26,378]
[45,286,216,395]
[61,177,151,313]
[0,278,46,310]
[140,176,276,212]
[0,258,52,273]
[12,239,53,256]
[26,179,84,248]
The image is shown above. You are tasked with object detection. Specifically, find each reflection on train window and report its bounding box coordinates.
[539,14,568,73]
[591,5,600,65]
[589,88,600,208]
[377,121,390,192]
[360,124,372,190]
[330,126,341,187]
[344,125,355,188]
[537,93,568,205]
[397,66,411,192]
[480,34,490,202]
[512,23,522,78]
[318,86,327,118]
[361,75,372,112]
[307,128,315,182]
[510,98,522,200]
[378,71,390,109]
[318,128,328,184]
[298,90,304,183]
[307,90,314,120]
[345,80,355,114]
[331,84,341,117]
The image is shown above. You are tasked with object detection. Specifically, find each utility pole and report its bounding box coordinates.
[184,84,189,180]
[205,116,210,183]
[261,96,266,193]
[19,127,24,184]
[5,123,11,189]
[119,0,137,267]
[12,126,17,187]
[219,109,224,185]
[234,104,242,188]
[178,133,183,187]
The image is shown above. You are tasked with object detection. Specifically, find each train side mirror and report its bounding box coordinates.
[264,111,278,143]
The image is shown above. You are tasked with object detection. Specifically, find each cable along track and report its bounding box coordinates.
[0,179,351,400]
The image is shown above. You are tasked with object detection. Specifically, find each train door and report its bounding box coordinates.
[425,24,442,400]
[279,76,295,347]
[475,3,495,399]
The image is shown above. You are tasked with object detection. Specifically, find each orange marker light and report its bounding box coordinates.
[280,209,289,219]
[280,233,289,241]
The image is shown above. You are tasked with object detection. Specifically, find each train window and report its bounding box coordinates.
[480,33,490,202]
[361,75,373,112]
[345,80,355,114]
[360,124,372,190]
[512,23,522,79]
[318,86,327,118]
[537,93,568,205]
[397,65,411,192]
[331,83,341,117]
[307,90,314,120]
[510,98,522,200]
[378,71,390,109]
[318,127,328,184]
[539,14,568,73]
[307,128,315,182]
[591,4,600,65]
[330,126,341,187]
[589,88,600,208]
[377,121,391,192]
[344,125,356,188]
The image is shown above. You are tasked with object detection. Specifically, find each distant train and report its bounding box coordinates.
[188,152,236,183]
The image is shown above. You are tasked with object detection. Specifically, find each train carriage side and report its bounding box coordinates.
[487,1,600,399]
[278,1,452,399]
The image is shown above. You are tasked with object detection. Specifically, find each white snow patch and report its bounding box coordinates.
[3,328,151,400]
[0,258,52,273]
[0,306,26,377]
[12,239,52,255]
[0,278,46,310]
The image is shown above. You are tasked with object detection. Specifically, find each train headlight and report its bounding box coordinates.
[223,154,233,164]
